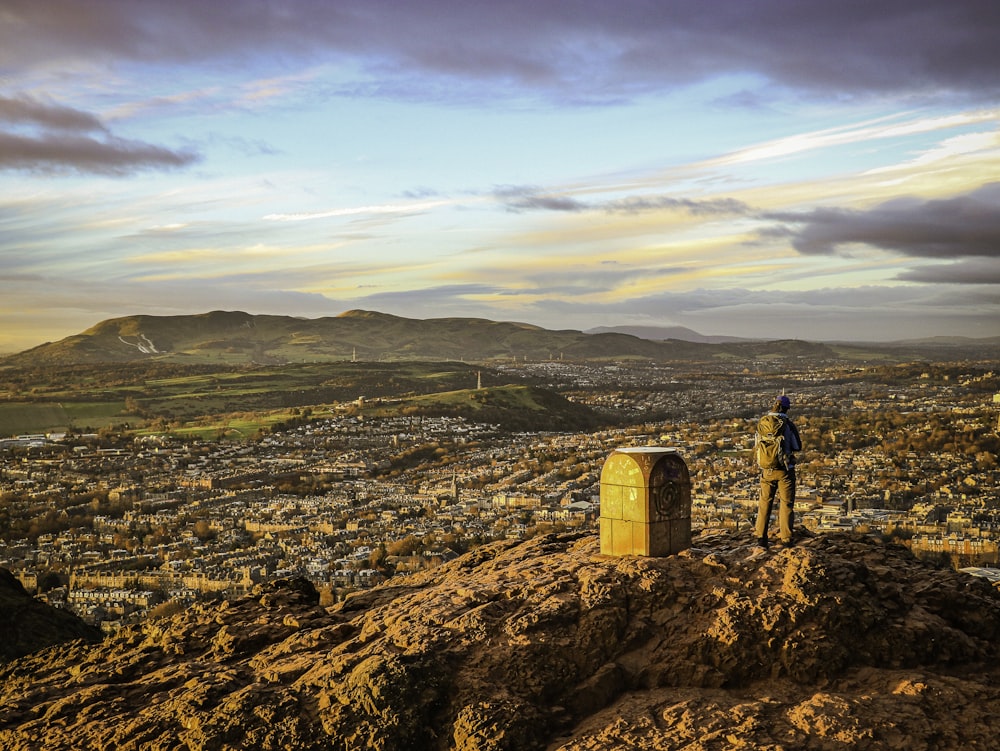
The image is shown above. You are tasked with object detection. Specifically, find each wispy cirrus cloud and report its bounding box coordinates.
[705,110,1000,169]
[493,185,750,215]
[263,198,456,222]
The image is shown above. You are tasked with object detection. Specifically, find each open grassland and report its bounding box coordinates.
[63,401,129,425]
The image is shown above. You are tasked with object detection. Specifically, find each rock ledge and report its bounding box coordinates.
[2,530,999,750]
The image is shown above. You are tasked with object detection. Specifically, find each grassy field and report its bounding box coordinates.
[0,404,70,436]
[138,410,307,441]
[0,401,127,436]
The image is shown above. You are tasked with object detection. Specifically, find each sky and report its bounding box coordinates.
[2,0,1000,352]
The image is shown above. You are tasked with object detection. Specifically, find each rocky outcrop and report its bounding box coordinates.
[0,568,101,663]
[2,530,1000,750]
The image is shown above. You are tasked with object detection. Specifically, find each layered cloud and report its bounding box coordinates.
[2,1,998,104]
[1,1,998,347]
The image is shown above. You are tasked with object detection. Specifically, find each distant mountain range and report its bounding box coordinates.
[588,324,1000,351]
[2,310,995,366]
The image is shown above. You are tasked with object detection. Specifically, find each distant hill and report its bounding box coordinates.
[585,324,752,344]
[3,310,994,367]
[3,531,1000,748]
[588,324,1000,354]
[863,334,1000,350]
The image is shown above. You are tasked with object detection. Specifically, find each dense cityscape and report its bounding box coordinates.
[2,357,998,632]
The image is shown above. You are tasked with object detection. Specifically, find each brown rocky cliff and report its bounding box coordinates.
[1,530,999,750]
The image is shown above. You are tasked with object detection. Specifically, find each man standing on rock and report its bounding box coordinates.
[753,395,802,551]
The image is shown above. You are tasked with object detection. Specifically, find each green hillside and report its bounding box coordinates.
[360,384,605,432]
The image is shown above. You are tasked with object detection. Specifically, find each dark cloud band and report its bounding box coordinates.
[0,95,106,132]
[2,1,998,104]
[0,132,199,175]
[0,93,199,175]
[764,183,1000,261]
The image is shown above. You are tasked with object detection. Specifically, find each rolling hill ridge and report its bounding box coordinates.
[5,309,994,368]
[2,310,825,365]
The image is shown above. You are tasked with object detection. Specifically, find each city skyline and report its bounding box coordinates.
[2,0,999,353]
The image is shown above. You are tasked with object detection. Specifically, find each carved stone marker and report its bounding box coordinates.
[599,447,691,557]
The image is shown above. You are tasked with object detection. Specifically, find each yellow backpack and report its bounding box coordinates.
[755,413,787,470]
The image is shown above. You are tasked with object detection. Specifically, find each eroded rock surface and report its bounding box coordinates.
[2,530,999,750]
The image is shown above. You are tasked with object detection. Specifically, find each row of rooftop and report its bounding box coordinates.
[1,359,997,629]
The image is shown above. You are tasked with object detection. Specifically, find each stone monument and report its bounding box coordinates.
[599,447,691,557]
